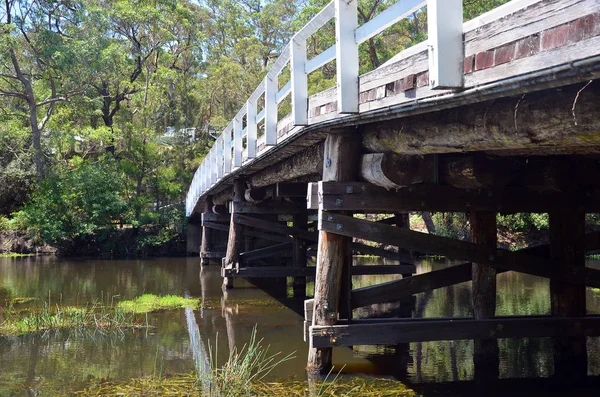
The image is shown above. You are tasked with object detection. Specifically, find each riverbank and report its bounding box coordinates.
[0,228,186,258]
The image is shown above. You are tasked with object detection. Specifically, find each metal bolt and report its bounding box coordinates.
[327,215,333,221]
[325,158,331,168]
[361,201,366,206]
[336,223,343,231]
[336,199,343,207]
[361,185,367,192]
[346,185,354,194]
[330,337,338,345]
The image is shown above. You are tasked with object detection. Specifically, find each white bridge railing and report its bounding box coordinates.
[186,0,465,216]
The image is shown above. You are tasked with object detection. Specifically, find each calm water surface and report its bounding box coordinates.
[0,256,599,395]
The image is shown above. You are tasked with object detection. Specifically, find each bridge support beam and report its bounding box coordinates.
[200,196,213,266]
[223,178,246,289]
[470,211,499,386]
[550,211,587,384]
[186,220,202,256]
[307,131,360,374]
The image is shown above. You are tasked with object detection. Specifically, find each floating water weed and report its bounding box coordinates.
[117,294,199,313]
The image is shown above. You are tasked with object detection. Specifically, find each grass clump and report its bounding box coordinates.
[0,302,137,336]
[206,326,295,396]
[117,294,199,313]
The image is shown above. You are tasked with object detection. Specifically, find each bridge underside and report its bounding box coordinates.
[188,0,600,386]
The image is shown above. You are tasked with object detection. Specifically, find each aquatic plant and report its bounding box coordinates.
[117,294,200,313]
[0,294,199,336]
[0,301,137,336]
[207,326,295,396]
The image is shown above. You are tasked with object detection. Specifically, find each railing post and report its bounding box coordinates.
[265,74,278,145]
[211,148,217,186]
[233,115,243,169]
[335,0,359,114]
[223,124,232,175]
[427,0,464,89]
[246,101,257,158]
[216,136,223,179]
[200,163,205,193]
[291,34,308,126]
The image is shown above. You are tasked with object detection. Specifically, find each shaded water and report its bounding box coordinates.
[0,256,599,395]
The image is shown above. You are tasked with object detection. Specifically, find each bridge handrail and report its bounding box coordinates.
[186,0,469,217]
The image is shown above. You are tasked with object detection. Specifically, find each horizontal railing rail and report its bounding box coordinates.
[187,0,473,216]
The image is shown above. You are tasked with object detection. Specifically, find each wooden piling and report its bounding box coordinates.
[223,179,246,289]
[549,212,587,384]
[470,211,499,383]
[293,211,308,298]
[307,132,360,374]
[200,196,213,266]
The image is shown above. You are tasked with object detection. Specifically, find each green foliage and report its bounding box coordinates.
[497,213,549,232]
[19,156,127,244]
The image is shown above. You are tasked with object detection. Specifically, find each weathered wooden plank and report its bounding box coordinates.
[319,212,600,288]
[307,182,319,210]
[202,212,229,223]
[362,83,600,156]
[464,0,600,56]
[352,262,472,308]
[223,266,314,278]
[248,142,324,188]
[304,298,314,342]
[317,181,600,213]
[234,214,318,242]
[202,221,230,232]
[232,200,307,215]
[239,242,294,263]
[276,182,308,198]
[310,316,600,348]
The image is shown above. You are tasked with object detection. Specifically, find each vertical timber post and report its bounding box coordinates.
[394,212,413,377]
[223,178,246,289]
[307,131,360,374]
[200,195,214,266]
[293,211,308,299]
[470,211,499,384]
[549,212,587,384]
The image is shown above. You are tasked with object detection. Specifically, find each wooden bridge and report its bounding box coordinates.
[185,0,600,383]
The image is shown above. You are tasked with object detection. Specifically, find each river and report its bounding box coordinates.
[0,255,599,395]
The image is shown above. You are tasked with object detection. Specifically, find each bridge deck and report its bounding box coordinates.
[186,0,600,382]
[187,0,600,217]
